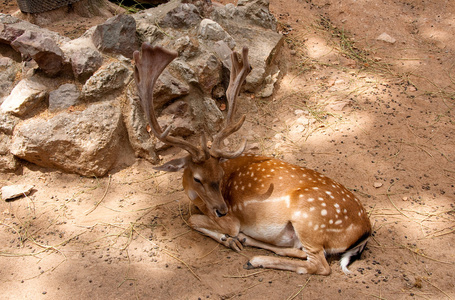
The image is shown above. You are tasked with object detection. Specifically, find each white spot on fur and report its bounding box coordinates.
[321,209,327,216]
[188,190,198,201]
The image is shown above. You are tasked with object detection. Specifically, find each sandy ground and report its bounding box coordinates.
[1,0,455,299]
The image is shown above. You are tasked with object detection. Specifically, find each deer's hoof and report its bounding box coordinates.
[244,261,256,270]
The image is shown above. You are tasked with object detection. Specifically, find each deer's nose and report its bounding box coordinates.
[215,209,227,217]
[215,204,228,217]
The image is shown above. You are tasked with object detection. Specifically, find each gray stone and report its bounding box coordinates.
[153,69,190,109]
[259,70,280,97]
[213,40,233,69]
[0,112,20,135]
[376,32,396,44]
[61,37,104,81]
[0,14,68,45]
[11,31,64,76]
[1,78,48,117]
[213,0,277,31]
[158,113,195,137]
[91,14,138,59]
[211,0,283,91]
[11,101,125,177]
[82,60,133,100]
[49,84,81,112]
[1,184,34,201]
[189,94,224,135]
[0,56,20,99]
[170,59,198,84]
[194,52,223,94]
[0,22,25,44]
[160,3,201,28]
[0,133,18,172]
[172,35,200,59]
[198,19,236,49]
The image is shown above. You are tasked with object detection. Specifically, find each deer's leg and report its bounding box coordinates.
[188,214,243,251]
[245,250,331,275]
[237,233,307,259]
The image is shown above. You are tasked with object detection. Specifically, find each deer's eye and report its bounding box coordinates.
[193,177,202,184]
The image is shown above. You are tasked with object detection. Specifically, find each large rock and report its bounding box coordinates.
[11,30,64,76]
[0,78,48,117]
[48,83,81,112]
[61,37,104,81]
[11,101,125,177]
[211,1,283,91]
[0,133,17,172]
[0,14,68,45]
[0,56,20,99]
[213,0,277,31]
[160,3,202,28]
[1,14,68,76]
[153,69,190,109]
[0,112,20,135]
[194,52,223,94]
[82,60,133,100]
[91,14,138,59]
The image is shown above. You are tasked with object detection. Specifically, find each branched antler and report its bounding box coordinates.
[134,43,208,162]
[133,43,251,162]
[211,47,251,159]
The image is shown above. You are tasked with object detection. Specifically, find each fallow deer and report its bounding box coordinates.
[133,43,372,275]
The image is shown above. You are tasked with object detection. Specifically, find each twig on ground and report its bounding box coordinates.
[287,276,311,300]
[85,175,111,216]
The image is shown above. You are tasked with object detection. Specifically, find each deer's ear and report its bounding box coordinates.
[153,156,189,172]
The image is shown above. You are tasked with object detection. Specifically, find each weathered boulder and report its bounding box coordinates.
[61,37,104,81]
[0,14,69,76]
[0,56,20,99]
[153,69,190,109]
[0,133,17,172]
[91,14,138,59]
[11,101,125,177]
[0,77,48,117]
[82,60,133,100]
[160,2,201,28]
[10,30,64,76]
[0,112,20,135]
[213,0,277,31]
[49,83,81,112]
[0,14,68,45]
[194,52,223,94]
[211,1,283,91]
[198,18,235,49]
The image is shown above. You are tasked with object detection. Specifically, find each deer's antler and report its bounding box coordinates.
[133,43,208,162]
[210,47,251,159]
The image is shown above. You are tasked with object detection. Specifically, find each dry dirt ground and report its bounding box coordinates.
[1,0,455,299]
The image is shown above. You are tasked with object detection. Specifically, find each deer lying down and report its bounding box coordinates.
[133,43,372,275]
